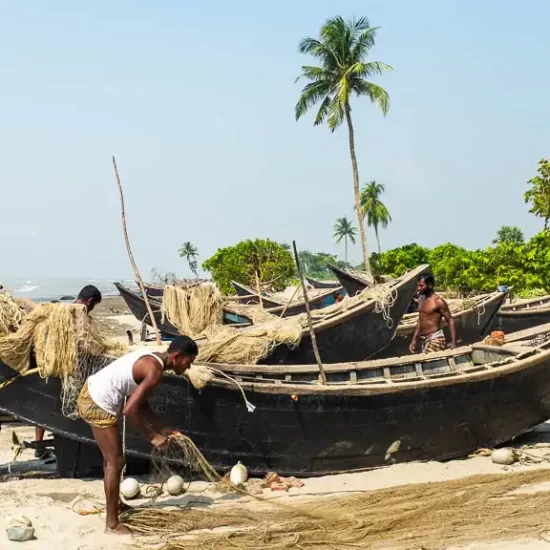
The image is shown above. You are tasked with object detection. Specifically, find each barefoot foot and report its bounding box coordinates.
[105,524,132,535]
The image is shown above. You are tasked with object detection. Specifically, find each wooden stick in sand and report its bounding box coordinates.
[292,240,327,385]
[112,156,161,345]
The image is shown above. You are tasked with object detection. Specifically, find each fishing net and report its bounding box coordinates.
[223,302,278,324]
[124,468,550,549]
[0,302,126,418]
[0,292,25,337]
[196,282,398,364]
[161,284,224,337]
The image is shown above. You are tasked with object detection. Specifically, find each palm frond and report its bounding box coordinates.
[355,80,391,115]
[314,95,332,126]
[348,61,393,79]
[295,80,332,120]
[327,94,346,131]
[350,27,378,59]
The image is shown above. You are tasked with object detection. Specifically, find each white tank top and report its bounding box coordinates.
[87,350,164,416]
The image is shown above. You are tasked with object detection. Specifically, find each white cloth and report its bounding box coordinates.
[87,350,164,416]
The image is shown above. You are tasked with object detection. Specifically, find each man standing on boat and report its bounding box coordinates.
[409,273,457,354]
[34,285,103,458]
[77,336,198,535]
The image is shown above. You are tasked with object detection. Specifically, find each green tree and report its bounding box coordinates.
[525,158,550,229]
[299,250,347,279]
[492,225,524,245]
[359,181,391,254]
[333,217,357,263]
[179,241,199,277]
[523,231,550,292]
[295,16,392,274]
[202,239,295,294]
[372,243,430,278]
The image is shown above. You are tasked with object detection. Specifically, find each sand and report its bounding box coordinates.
[3,309,550,549]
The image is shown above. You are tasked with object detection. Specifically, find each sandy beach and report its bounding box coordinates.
[2,301,550,549]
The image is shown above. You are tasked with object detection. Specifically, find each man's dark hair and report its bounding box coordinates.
[77,285,102,305]
[418,273,435,287]
[168,335,198,356]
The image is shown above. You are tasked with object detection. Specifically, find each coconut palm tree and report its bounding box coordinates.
[359,181,392,254]
[295,16,392,273]
[333,216,357,263]
[179,241,199,278]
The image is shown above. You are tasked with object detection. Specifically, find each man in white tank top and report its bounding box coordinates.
[77,335,198,535]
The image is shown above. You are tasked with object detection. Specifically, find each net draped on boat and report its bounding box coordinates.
[0,302,126,419]
[0,292,24,337]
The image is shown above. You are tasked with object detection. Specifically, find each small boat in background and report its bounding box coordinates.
[496,295,550,334]
[305,277,340,289]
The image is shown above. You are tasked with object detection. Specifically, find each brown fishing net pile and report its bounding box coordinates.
[124,467,550,550]
[224,302,278,324]
[0,292,25,336]
[162,284,224,338]
[0,302,126,418]
[196,282,398,364]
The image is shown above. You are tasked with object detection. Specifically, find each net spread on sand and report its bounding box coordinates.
[161,284,224,338]
[124,466,550,549]
[0,302,126,419]
[196,282,398,364]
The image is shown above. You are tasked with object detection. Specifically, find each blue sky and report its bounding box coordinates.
[1,1,549,278]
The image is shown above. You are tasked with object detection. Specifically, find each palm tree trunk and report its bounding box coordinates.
[345,235,348,264]
[375,226,381,255]
[345,105,371,273]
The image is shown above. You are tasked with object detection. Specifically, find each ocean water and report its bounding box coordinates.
[0,277,134,302]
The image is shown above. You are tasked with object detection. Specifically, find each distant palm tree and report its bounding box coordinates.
[295,16,392,273]
[359,181,391,254]
[333,217,357,263]
[179,241,199,278]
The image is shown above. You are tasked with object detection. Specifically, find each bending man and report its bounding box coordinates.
[409,273,457,354]
[77,335,198,534]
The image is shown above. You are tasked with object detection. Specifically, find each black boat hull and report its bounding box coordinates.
[305,277,340,290]
[328,264,369,297]
[495,310,550,334]
[2,349,550,477]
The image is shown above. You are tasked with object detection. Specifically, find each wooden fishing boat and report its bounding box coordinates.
[305,277,340,289]
[374,292,508,359]
[114,283,250,338]
[2,325,550,477]
[143,283,164,298]
[231,280,343,315]
[117,267,425,364]
[495,295,550,334]
[328,264,372,296]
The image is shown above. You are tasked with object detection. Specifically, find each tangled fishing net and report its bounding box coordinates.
[196,282,398,364]
[0,292,24,337]
[223,302,278,324]
[123,466,550,549]
[0,302,126,418]
[162,284,224,338]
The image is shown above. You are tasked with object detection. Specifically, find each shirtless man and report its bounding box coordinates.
[77,335,198,534]
[409,274,457,354]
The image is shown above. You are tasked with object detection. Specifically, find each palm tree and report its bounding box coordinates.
[333,216,357,263]
[295,16,392,273]
[359,181,391,254]
[179,241,199,278]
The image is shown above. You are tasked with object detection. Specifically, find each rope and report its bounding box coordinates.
[0,368,39,391]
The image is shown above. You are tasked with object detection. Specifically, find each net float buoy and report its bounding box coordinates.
[491,448,517,465]
[6,516,34,542]
[166,475,185,496]
[230,461,248,485]
[120,477,140,499]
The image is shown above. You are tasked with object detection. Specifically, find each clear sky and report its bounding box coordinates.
[1,0,549,278]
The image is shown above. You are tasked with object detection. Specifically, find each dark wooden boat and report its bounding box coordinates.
[143,283,164,298]
[305,277,340,289]
[328,264,372,296]
[3,327,550,477]
[373,292,508,359]
[115,283,251,338]
[495,295,550,334]
[230,280,343,315]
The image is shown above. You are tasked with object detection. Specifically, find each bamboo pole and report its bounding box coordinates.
[254,271,264,309]
[292,241,327,384]
[112,156,161,345]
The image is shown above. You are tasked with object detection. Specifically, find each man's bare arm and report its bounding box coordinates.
[409,317,422,353]
[439,298,457,348]
[122,357,166,446]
